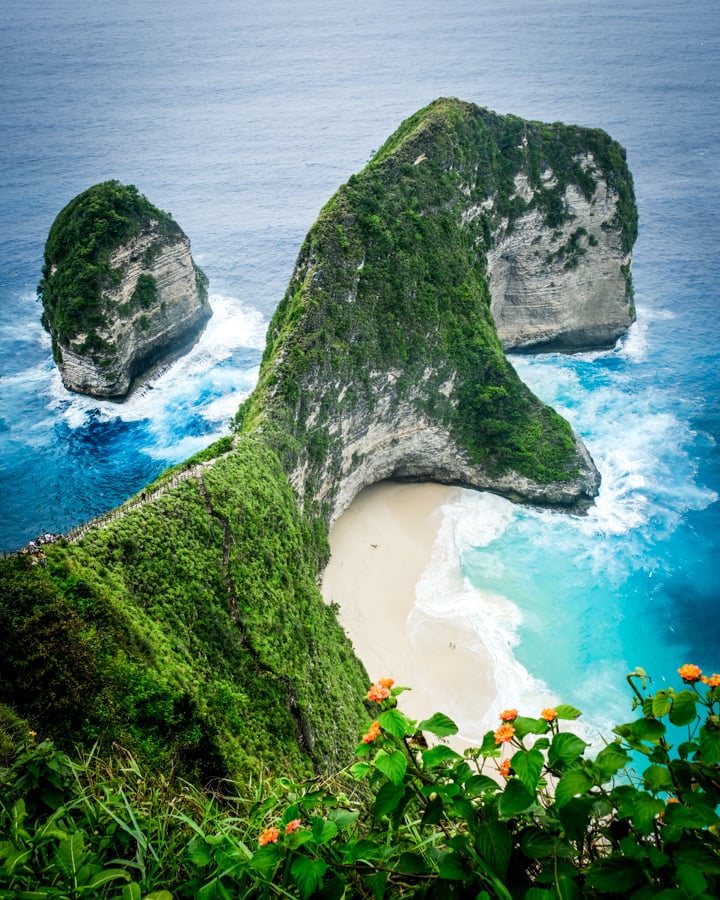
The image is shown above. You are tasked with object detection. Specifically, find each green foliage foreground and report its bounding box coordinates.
[2,665,718,898]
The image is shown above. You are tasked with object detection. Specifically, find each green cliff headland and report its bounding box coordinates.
[2,99,637,785]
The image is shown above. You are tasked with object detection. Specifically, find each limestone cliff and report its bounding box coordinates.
[241,98,637,523]
[38,181,211,399]
[486,164,635,352]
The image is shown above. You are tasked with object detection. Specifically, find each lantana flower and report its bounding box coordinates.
[678,664,702,683]
[378,677,395,688]
[498,758,512,778]
[494,724,515,744]
[701,673,720,688]
[285,819,302,835]
[362,720,381,743]
[541,707,558,722]
[499,708,517,722]
[367,681,391,702]
[258,826,279,846]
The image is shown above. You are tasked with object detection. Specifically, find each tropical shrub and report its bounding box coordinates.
[1,664,718,897]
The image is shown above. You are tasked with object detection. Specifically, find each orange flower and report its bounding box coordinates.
[541,708,558,722]
[701,673,720,688]
[362,720,381,743]
[378,677,395,688]
[367,682,391,702]
[678,664,702,683]
[494,724,515,744]
[285,819,302,835]
[498,758,511,778]
[258,826,279,846]
[499,708,518,722]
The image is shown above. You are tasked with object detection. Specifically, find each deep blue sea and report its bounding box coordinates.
[2,0,719,735]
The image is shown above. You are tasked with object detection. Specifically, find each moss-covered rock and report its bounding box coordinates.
[38,180,211,399]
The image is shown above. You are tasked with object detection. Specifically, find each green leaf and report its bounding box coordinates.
[586,857,645,893]
[548,732,588,767]
[373,780,405,819]
[187,835,214,867]
[555,705,582,720]
[394,852,430,875]
[674,842,720,874]
[417,712,458,737]
[421,793,444,826]
[497,778,535,816]
[475,820,512,877]
[143,893,174,900]
[421,744,462,768]
[342,838,385,863]
[121,884,142,900]
[464,774,500,797]
[478,730,501,757]
[643,764,674,793]
[56,831,85,878]
[630,792,665,835]
[378,708,413,739]
[374,748,407,785]
[652,690,672,718]
[664,802,720,829]
[250,843,282,871]
[594,742,631,779]
[87,868,131,889]
[438,852,474,882]
[669,690,699,727]
[328,808,359,831]
[350,761,372,780]
[629,716,667,744]
[512,747,544,794]
[311,818,339,845]
[291,855,327,900]
[519,828,562,860]
[676,863,707,895]
[512,715,549,739]
[558,797,592,843]
[699,724,720,764]
[554,769,593,809]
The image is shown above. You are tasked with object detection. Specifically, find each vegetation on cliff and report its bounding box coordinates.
[0,437,369,784]
[37,180,208,369]
[239,98,634,519]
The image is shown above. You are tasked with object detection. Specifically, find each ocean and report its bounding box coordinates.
[1,0,718,734]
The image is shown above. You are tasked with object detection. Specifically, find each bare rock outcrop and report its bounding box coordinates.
[485,167,634,351]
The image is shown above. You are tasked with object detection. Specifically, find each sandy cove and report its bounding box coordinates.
[321,480,500,746]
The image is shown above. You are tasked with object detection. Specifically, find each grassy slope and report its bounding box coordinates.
[0,438,369,782]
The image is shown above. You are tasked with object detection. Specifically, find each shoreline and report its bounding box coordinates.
[321,480,500,743]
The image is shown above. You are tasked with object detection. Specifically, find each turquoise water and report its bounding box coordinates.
[1,0,718,732]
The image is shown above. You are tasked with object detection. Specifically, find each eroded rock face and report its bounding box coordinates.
[58,227,210,398]
[39,181,211,399]
[485,167,634,352]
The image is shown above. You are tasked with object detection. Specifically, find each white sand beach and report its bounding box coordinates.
[321,481,500,741]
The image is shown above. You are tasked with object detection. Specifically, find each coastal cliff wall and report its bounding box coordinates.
[486,166,634,352]
[39,181,211,399]
[242,98,637,524]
